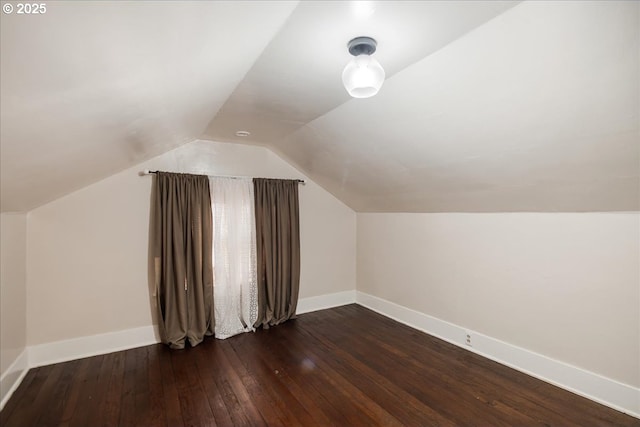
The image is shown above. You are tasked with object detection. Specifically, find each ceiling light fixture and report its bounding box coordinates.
[235,130,251,137]
[342,36,385,99]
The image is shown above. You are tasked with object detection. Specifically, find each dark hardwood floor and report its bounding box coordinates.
[1,304,638,426]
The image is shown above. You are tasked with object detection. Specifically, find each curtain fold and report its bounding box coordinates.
[253,178,301,328]
[150,172,214,349]
[209,177,258,339]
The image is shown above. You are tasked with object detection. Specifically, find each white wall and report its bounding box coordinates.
[17,138,639,413]
[0,214,27,382]
[357,213,639,388]
[26,140,356,346]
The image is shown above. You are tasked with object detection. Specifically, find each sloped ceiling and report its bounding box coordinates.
[1,1,638,213]
[0,1,298,211]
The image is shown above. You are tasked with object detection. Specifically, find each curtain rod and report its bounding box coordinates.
[139,169,305,184]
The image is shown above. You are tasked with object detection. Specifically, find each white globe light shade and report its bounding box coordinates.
[342,54,385,98]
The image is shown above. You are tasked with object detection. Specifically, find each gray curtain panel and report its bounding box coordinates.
[253,178,301,328]
[150,172,214,349]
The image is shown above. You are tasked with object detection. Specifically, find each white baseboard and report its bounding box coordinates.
[1,326,160,411]
[18,291,343,376]
[28,325,160,368]
[1,291,352,410]
[4,292,638,419]
[0,349,29,411]
[296,290,356,314]
[0,291,351,410]
[355,291,640,419]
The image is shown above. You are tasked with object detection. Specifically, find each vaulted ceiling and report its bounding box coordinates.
[1,1,638,212]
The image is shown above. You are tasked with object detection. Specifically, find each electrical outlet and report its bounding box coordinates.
[465,331,472,347]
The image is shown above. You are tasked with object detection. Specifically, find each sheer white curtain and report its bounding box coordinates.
[209,177,258,339]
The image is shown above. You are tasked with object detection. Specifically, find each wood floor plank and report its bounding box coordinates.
[228,334,330,426]
[258,326,383,426]
[314,311,544,426]
[208,341,268,427]
[2,366,52,426]
[10,363,64,427]
[157,344,184,427]
[340,305,601,426]
[146,345,169,427]
[1,304,637,427]
[290,320,460,426]
[132,346,154,427]
[234,325,345,426]
[270,324,405,427]
[218,340,303,426]
[0,369,38,425]
[117,349,139,427]
[192,341,235,426]
[301,320,499,425]
[98,351,126,427]
[36,359,81,427]
[171,347,217,427]
[56,356,92,427]
[229,331,337,426]
[68,354,107,427]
